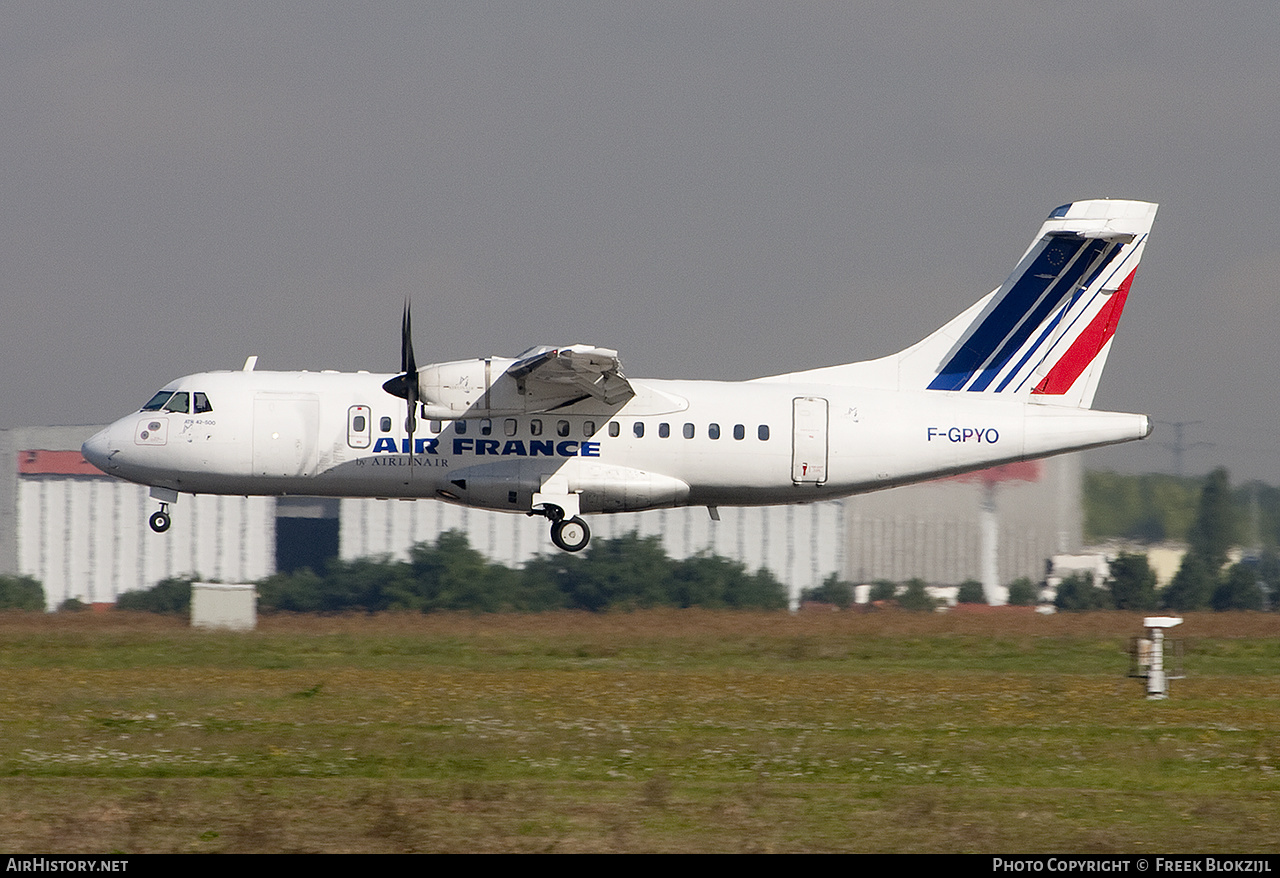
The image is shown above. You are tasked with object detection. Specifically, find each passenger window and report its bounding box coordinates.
[758,425,770,441]
[709,423,720,440]
[583,421,596,437]
[193,392,213,414]
[683,423,695,439]
[557,420,570,437]
[455,420,467,435]
[504,419,517,437]
[633,422,645,438]
[733,424,745,440]
[353,416,366,432]
[429,420,442,433]
[608,422,620,438]
[480,419,493,436]
[531,419,543,436]
[381,417,393,432]
[658,423,670,438]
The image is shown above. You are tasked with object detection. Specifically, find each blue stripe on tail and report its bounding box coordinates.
[927,235,1090,391]
[966,237,1113,391]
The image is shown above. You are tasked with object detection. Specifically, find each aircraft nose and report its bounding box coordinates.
[81,427,114,474]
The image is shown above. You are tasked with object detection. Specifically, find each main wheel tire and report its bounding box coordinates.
[550,516,590,552]
[149,511,171,533]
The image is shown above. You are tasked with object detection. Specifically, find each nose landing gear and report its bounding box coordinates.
[149,505,171,533]
[147,487,179,534]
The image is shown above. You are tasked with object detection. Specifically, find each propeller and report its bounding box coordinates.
[382,301,420,455]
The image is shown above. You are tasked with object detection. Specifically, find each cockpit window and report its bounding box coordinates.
[139,390,191,413]
[141,391,173,411]
[193,392,213,413]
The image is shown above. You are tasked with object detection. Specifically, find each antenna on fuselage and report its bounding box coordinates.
[242,356,258,372]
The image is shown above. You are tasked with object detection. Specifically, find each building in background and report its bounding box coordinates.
[1,426,275,609]
[842,454,1081,591]
[2,425,1081,608]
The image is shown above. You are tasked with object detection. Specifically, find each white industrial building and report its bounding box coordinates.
[2,425,1080,609]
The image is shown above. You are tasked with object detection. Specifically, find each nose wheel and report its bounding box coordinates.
[149,505,171,533]
[550,516,590,553]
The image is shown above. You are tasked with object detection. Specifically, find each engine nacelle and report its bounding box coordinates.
[417,358,498,415]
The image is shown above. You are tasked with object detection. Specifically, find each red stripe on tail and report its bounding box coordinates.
[1031,268,1136,396]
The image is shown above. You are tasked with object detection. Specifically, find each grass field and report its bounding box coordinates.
[1,609,1277,853]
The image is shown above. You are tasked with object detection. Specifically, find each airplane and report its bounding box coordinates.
[82,198,1158,554]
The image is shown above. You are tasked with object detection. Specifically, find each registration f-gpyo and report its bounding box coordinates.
[927,426,1000,443]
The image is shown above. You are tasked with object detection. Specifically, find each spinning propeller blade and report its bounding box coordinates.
[382,301,420,456]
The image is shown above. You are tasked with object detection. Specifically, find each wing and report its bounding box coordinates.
[508,345,634,407]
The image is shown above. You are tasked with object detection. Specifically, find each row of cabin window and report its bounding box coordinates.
[624,422,769,441]
[365,415,770,442]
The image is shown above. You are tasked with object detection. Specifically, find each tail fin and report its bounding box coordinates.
[763,199,1157,409]
[914,199,1157,407]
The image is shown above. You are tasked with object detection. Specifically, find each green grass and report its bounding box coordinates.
[0,610,1277,852]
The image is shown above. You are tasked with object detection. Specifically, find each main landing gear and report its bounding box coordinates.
[550,515,591,552]
[533,502,591,552]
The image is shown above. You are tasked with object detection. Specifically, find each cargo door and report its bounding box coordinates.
[253,394,320,478]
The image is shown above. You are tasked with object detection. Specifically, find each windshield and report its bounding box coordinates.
[139,390,190,413]
[140,391,174,412]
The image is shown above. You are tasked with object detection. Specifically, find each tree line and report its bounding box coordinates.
[110,531,789,614]
[797,466,1275,612]
[1070,467,1274,611]
[1085,467,1280,548]
[800,574,1040,611]
[5,466,1275,613]
[0,574,44,611]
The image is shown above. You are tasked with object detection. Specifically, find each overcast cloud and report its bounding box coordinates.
[3,2,1278,481]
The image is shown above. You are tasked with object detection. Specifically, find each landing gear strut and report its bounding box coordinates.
[149,505,171,533]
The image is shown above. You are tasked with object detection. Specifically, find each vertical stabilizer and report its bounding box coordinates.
[919,199,1157,407]
[759,199,1157,410]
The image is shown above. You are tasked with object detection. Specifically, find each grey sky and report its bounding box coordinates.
[3,3,1278,482]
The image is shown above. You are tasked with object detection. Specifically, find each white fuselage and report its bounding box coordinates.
[82,367,1151,516]
[80,198,1161,552]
